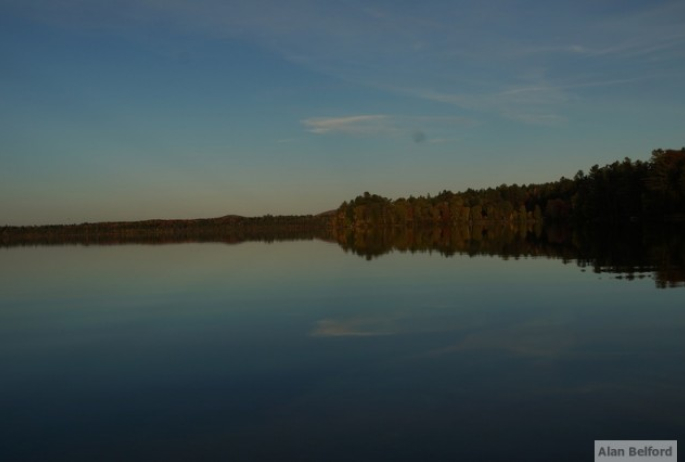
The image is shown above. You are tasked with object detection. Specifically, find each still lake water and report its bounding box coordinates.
[1,238,683,461]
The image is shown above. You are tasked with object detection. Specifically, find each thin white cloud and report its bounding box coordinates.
[402,86,568,126]
[302,115,390,135]
[397,71,663,126]
[301,114,473,138]
[578,34,685,59]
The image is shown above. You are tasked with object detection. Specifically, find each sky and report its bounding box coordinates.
[1,0,684,225]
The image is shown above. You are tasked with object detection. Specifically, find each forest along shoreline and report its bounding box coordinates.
[2,148,684,247]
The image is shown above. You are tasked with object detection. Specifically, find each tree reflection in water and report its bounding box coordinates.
[2,221,684,288]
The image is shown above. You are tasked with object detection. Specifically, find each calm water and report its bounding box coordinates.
[1,238,684,461]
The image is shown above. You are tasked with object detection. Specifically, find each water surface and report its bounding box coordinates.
[1,238,683,461]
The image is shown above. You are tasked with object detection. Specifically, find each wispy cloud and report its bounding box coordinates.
[302,115,389,135]
[403,85,569,126]
[301,114,473,140]
[397,71,662,126]
[8,0,685,127]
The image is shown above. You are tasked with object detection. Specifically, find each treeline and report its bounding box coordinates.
[4,148,683,244]
[332,148,685,228]
[0,214,332,247]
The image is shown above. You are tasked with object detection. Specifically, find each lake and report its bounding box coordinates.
[1,227,684,461]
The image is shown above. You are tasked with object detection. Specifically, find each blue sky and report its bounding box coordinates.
[1,0,684,225]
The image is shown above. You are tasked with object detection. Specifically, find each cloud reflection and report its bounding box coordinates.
[311,318,397,337]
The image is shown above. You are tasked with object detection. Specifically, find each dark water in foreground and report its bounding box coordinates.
[1,230,683,461]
